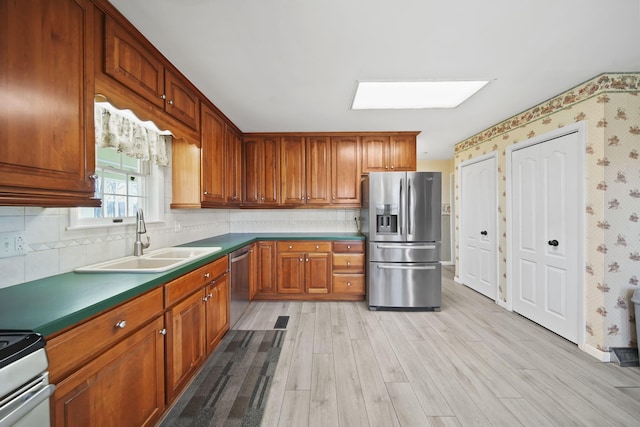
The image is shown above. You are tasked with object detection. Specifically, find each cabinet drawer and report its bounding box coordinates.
[47,287,163,384]
[165,256,228,307]
[277,241,331,253]
[332,241,364,253]
[333,253,364,273]
[332,274,364,294]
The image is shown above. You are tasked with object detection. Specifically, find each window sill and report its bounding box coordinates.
[66,220,165,231]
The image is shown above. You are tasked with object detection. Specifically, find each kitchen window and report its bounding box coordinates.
[69,102,169,229]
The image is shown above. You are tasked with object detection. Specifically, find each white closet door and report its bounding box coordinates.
[511,131,579,343]
[460,156,497,300]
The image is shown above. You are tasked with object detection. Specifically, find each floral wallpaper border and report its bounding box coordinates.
[455,74,640,154]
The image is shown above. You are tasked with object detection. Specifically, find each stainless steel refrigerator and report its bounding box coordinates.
[361,172,442,310]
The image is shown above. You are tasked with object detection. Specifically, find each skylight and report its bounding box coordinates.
[351,80,490,110]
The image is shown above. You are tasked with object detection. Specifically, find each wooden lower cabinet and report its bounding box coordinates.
[205,273,229,353]
[165,289,206,402]
[257,241,277,294]
[254,240,363,300]
[52,316,165,427]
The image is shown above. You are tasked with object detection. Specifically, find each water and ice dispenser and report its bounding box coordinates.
[375,204,398,234]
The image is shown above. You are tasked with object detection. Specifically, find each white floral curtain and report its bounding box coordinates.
[94,103,170,166]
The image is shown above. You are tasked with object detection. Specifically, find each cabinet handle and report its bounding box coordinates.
[204,273,211,278]
[159,329,167,335]
[160,94,166,100]
[208,293,213,298]
[89,174,98,180]
[168,100,174,105]
[115,320,127,329]
[203,296,209,302]
[347,282,352,287]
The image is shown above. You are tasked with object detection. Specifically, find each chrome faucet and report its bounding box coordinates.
[134,209,150,256]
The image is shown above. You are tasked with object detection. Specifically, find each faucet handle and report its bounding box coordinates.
[143,235,150,249]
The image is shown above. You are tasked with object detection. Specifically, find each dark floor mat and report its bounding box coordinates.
[274,315,289,329]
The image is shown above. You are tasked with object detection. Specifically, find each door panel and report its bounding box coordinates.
[511,131,580,343]
[460,157,497,300]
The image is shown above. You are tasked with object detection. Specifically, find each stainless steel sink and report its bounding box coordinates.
[74,246,222,273]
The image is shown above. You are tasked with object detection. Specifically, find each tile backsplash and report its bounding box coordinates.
[0,206,359,289]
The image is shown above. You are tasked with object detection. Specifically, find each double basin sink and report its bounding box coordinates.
[75,246,222,273]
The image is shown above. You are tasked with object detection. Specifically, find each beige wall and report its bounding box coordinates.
[454,73,640,355]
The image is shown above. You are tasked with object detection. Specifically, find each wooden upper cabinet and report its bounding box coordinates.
[225,126,243,206]
[244,136,279,206]
[280,136,306,206]
[0,0,98,207]
[104,16,199,130]
[331,136,360,205]
[390,135,417,171]
[361,134,417,173]
[201,104,225,205]
[104,16,164,109]
[306,137,331,205]
[165,69,200,130]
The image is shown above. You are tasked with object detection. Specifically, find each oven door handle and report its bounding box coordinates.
[0,382,55,427]
[376,244,437,250]
[376,264,437,270]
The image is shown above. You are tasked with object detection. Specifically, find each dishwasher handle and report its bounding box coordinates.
[230,249,250,264]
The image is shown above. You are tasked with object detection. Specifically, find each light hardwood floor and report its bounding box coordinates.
[234,267,640,426]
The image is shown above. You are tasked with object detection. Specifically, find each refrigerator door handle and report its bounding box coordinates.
[376,244,437,250]
[407,177,412,235]
[376,264,437,270]
[399,177,403,235]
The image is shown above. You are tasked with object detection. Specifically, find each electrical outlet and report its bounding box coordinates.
[0,231,27,258]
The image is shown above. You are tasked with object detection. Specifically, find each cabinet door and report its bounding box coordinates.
[361,135,389,172]
[225,126,243,205]
[305,252,331,294]
[261,137,280,205]
[249,243,258,300]
[243,137,261,205]
[280,136,306,205]
[104,16,164,108]
[0,0,98,207]
[306,136,331,205]
[206,275,229,353]
[390,135,416,171]
[52,317,165,427]
[331,136,360,204]
[277,252,305,294]
[165,290,206,401]
[164,69,200,130]
[257,241,277,294]
[201,105,226,205]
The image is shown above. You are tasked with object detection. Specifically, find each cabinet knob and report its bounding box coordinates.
[385,165,389,169]
[390,166,394,169]
[347,261,351,266]
[159,328,167,336]
[261,197,265,201]
[203,296,209,302]
[204,191,208,195]
[305,258,309,262]
[168,100,174,105]
[204,273,211,278]
[115,320,127,329]
[289,245,293,249]
[160,94,166,100]
[315,245,319,249]
[347,282,352,287]
[307,196,310,200]
[89,174,98,180]
[347,245,351,249]
[300,197,304,200]
[208,293,213,298]
[299,258,303,262]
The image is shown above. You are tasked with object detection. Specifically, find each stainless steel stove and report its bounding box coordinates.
[0,332,55,427]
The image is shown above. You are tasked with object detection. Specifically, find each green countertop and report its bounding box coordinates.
[0,233,363,337]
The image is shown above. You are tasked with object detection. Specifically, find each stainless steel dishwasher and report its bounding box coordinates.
[229,245,251,328]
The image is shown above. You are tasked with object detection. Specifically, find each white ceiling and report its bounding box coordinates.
[108,0,640,159]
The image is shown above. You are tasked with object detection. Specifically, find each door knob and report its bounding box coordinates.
[480,231,488,236]
[548,240,559,247]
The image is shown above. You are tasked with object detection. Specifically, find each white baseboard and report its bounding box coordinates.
[441,261,454,266]
[581,344,611,362]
